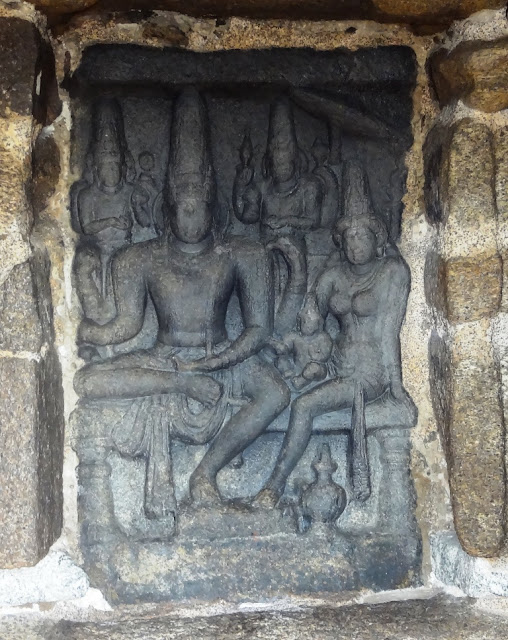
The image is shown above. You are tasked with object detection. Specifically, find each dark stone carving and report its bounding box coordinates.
[70,45,419,602]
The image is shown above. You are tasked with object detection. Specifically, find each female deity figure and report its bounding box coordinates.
[257,161,411,506]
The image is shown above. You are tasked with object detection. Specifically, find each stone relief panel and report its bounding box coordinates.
[69,46,419,602]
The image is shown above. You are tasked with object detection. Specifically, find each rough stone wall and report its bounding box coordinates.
[0,10,65,569]
[0,0,506,616]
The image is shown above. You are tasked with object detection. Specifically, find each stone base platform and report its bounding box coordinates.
[82,524,420,603]
[3,596,508,639]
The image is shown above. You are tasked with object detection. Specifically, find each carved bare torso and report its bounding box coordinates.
[260,175,322,241]
[316,255,409,395]
[82,234,273,361]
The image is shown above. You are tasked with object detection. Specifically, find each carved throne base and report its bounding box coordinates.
[72,397,421,603]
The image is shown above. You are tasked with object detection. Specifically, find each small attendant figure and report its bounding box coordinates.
[271,294,333,391]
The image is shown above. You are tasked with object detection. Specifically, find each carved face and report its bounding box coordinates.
[271,146,295,183]
[170,198,212,244]
[97,156,122,188]
[299,310,322,336]
[343,226,377,265]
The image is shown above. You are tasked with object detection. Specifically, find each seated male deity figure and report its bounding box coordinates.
[257,161,411,507]
[74,87,290,509]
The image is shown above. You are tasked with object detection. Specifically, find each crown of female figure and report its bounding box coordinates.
[334,160,388,247]
[166,87,215,205]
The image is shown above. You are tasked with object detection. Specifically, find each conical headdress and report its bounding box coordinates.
[166,87,215,205]
[91,97,125,163]
[335,160,387,247]
[266,97,298,165]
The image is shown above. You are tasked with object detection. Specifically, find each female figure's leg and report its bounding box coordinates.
[263,378,356,499]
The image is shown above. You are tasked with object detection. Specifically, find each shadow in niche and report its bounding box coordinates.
[69,43,420,603]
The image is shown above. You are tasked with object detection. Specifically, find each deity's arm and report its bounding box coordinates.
[78,189,131,235]
[312,332,333,362]
[381,257,410,397]
[78,247,147,346]
[300,176,324,229]
[131,184,152,228]
[312,268,334,318]
[193,242,273,372]
[233,166,262,224]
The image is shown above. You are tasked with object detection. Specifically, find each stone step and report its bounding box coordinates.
[1,595,508,639]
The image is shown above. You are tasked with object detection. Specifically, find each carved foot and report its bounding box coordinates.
[189,474,223,508]
[188,475,254,513]
[252,488,280,510]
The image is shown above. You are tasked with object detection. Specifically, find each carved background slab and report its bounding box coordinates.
[70,45,420,602]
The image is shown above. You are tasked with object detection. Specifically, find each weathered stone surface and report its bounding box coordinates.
[0,17,60,124]
[0,18,40,117]
[2,596,508,639]
[27,0,506,25]
[443,254,502,323]
[431,38,508,113]
[0,551,89,607]
[423,125,451,226]
[0,116,34,286]
[427,118,506,557]
[0,352,64,568]
[441,119,497,260]
[495,127,508,312]
[432,531,508,597]
[31,133,62,217]
[442,323,505,557]
[28,0,98,14]
[0,260,45,353]
[432,38,508,113]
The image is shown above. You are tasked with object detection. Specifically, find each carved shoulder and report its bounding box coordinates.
[112,238,158,273]
[300,172,323,195]
[76,186,94,222]
[379,254,410,291]
[226,237,267,264]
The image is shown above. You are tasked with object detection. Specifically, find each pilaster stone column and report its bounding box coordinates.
[376,428,417,536]
[426,115,506,557]
[0,17,64,568]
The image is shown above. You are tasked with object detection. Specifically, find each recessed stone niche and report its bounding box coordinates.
[68,44,419,603]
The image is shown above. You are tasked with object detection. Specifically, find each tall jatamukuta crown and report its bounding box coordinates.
[166,87,216,205]
[92,98,126,163]
[267,97,298,163]
[334,160,388,248]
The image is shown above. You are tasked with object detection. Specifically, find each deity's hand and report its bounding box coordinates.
[235,164,254,189]
[390,378,409,403]
[174,358,201,373]
[182,374,223,408]
[267,235,302,261]
[266,337,289,356]
[265,216,285,230]
[175,356,225,373]
[111,216,131,231]
[77,318,98,344]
